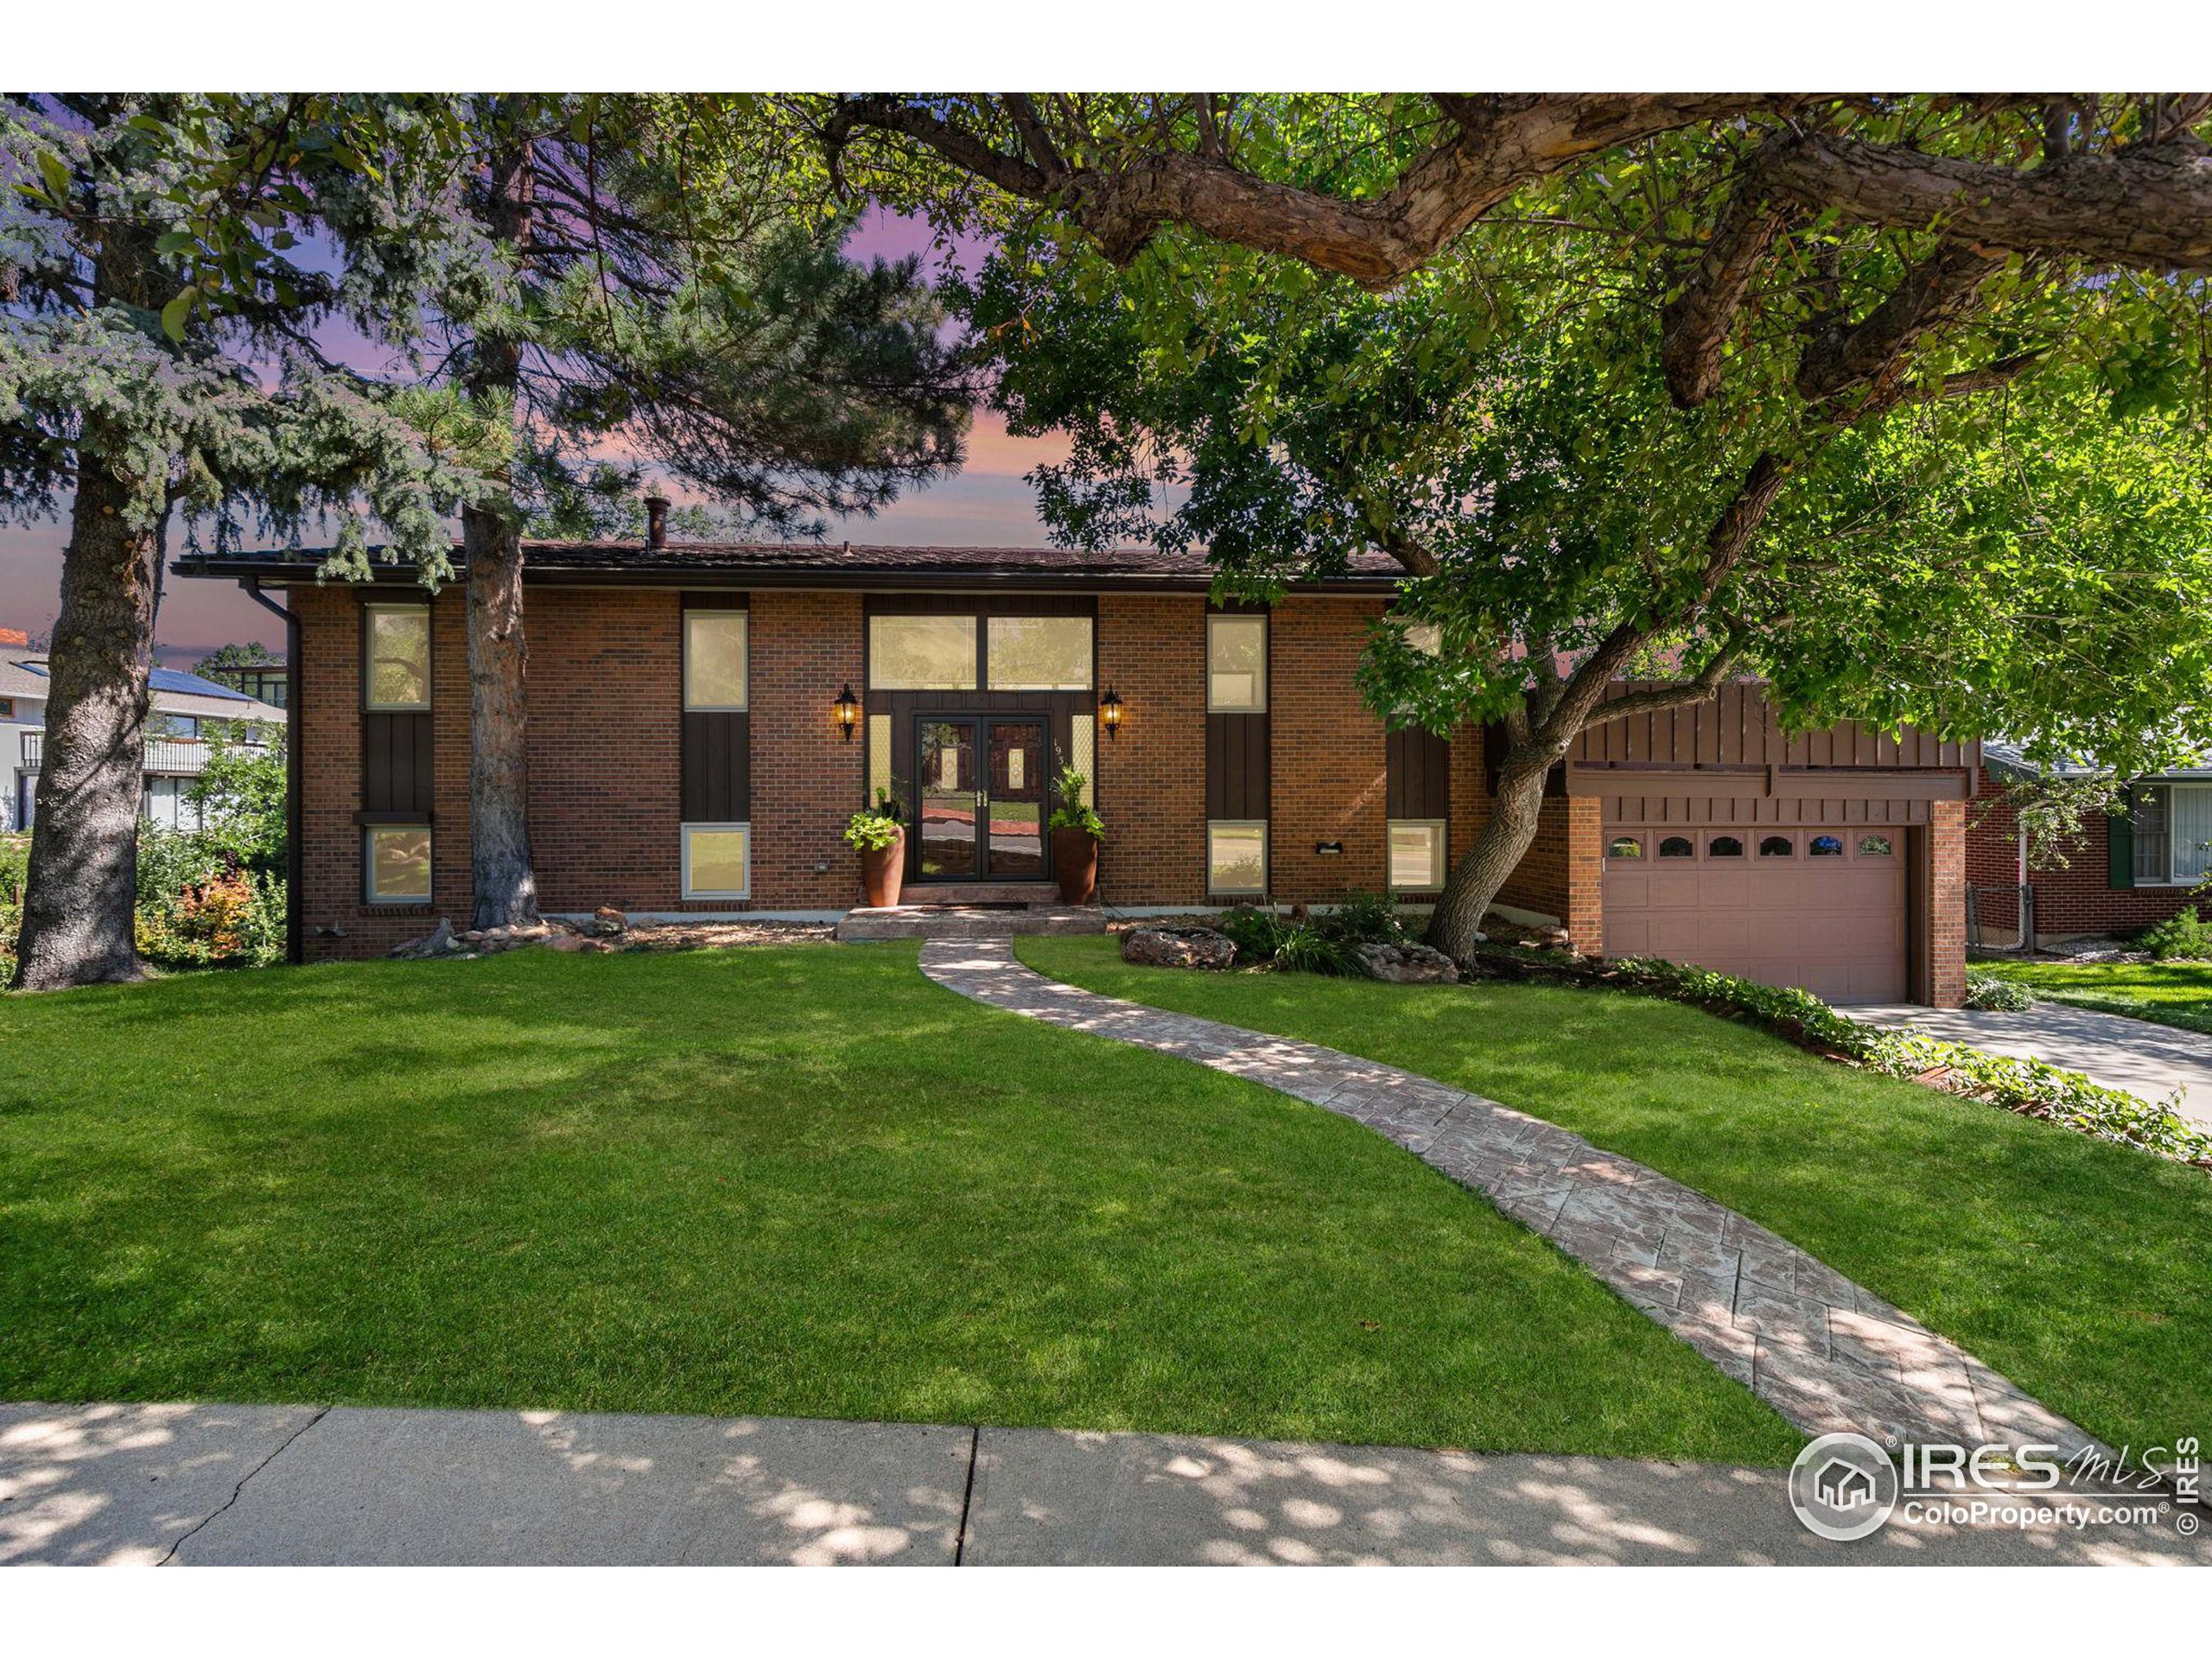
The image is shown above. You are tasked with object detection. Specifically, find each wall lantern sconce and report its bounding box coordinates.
[834,683,860,742]
[1099,688,1123,741]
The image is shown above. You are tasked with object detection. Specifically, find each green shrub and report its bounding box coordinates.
[2137,907,2212,961]
[1965,969,2036,1012]
[0,833,25,981]
[1211,905,1365,976]
[1311,890,1408,948]
[1215,906,1295,962]
[1046,765,1104,839]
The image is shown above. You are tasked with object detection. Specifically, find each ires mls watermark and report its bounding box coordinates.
[1788,1432,2202,1542]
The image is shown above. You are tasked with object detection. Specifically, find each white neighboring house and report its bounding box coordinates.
[2,658,285,835]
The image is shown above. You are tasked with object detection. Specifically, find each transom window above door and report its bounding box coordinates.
[868,611,1095,692]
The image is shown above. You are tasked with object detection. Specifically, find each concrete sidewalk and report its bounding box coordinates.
[4,1402,2202,1567]
[1849,1001,2212,1131]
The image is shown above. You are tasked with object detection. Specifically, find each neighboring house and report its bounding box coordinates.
[198,659,290,709]
[174,537,1975,1006]
[1,658,285,835]
[1967,742,2212,947]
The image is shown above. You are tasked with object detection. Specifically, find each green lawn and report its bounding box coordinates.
[1020,937,2212,1457]
[0,944,1800,1464]
[1977,957,2212,1038]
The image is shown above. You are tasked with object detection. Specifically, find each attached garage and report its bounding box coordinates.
[1601,825,1906,1004]
[1561,683,1978,1007]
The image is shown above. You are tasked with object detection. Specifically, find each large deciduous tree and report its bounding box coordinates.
[401,96,970,931]
[814,94,2212,957]
[1,95,477,989]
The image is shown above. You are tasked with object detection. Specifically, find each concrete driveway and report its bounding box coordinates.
[5,1401,2204,1567]
[1847,1002,2212,1132]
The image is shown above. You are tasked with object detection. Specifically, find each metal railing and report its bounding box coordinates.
[18,731,214,774]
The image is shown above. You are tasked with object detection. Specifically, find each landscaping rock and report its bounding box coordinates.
[390,918,455,960]
[580,906,629,938]
[1355,942,1460,984]
[1121,925,1237,970]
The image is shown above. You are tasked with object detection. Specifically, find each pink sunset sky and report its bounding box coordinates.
[0,213,1074,666]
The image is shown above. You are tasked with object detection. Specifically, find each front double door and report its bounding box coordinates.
[916,715,1048,880]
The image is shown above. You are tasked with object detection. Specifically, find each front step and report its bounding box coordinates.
[836,904,1108,942]
[902,881,1065,906]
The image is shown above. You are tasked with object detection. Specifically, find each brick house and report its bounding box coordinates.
[175,537,1973,1005]
[1967,742,2212,948]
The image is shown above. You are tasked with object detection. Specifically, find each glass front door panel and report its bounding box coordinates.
[986,720,1046,879]
[918,720,979,878]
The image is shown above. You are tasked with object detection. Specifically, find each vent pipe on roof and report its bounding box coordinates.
[644,495,670,550]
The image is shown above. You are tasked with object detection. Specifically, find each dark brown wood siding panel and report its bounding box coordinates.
[361,711,434,814]
[683,711,751,822]
[1386,726,1450,820]
[1572,683,1976,772]
[1206,713,1270,820]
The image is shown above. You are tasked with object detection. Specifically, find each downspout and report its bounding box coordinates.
[242,577,303,966]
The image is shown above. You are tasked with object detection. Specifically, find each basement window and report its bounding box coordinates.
[365,824,432,905]
[1388,821,1446,891]
[683,823,751,900]
[1208,821,1268,894]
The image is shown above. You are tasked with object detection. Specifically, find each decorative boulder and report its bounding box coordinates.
[390,918,456,960]
[581,906,629,938]
[1121,925,1237,970]
[1356,941,1460,984]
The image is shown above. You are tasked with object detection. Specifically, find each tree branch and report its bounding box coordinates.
[1661,188,1790,406]
[1794,240,2000,408]
[1583,636,1747,728]
[834,93,1793,284]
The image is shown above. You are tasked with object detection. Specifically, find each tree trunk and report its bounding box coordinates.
[461,130,540,931]
[1424,747,1554,963]
[11,460,165,989]
[462,505,538,929]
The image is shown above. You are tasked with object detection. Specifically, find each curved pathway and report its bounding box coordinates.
[921,939,2110,1460]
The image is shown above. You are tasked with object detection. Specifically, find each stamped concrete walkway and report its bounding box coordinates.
[920,940,2111,1464]
[6,1401,2198,1566]
[1850,1001,2212,1133]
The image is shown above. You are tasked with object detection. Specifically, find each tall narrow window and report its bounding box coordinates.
[1208,821,1268,893]
[1207,614,1268,712]
[2133,786,2171,884]
[869,614,977,690]
[866,714,893,808]
[365,606,431,710]
[1067,716,1096,808]
[683,611,748,710]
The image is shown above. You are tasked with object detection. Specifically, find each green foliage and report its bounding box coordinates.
[2138,908,2212,962]
[193,640,277,673]
[183,721,287,875]
[1965,969,2037,1012]
[842,806,904,853]
[1045,765,1104,838]
[1212,894,1406,976]
[1609,956,2209,1169]
[129,828,286,969]
[0,835,26,980]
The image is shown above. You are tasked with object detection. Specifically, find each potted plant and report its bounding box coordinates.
[1047,765,1105,905]
[845,786,907,908]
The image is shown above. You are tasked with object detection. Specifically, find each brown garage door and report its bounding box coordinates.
[1601,825,1907,1004]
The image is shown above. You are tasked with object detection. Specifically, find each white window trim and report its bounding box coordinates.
[682,821,753,900]
[2137,780,2211,886]
[1207,819,1268,895]
[1387,818,1448,892]
[1206,614,1268,714]
[683,610,750,713]
[364,823,433,906]
[365,603,433,712]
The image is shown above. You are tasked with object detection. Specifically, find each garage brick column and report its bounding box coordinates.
[1562,797,1605,956]
[1927,798,1967,1008]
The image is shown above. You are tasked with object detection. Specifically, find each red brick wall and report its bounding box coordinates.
[1967,764,2197,942]
[1491,792,1602,950]
[1096,595,1206,905]
[751,590,868,908]
[294,582,472,960]
[528,589,682,912]
[1269,596,1388,901]
[1927,798,1967,1007]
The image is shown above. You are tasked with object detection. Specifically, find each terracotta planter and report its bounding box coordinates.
[1052,827,1100,906]
[859,829,906,908]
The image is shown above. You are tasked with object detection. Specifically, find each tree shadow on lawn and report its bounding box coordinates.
[0,944,1804,1464]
